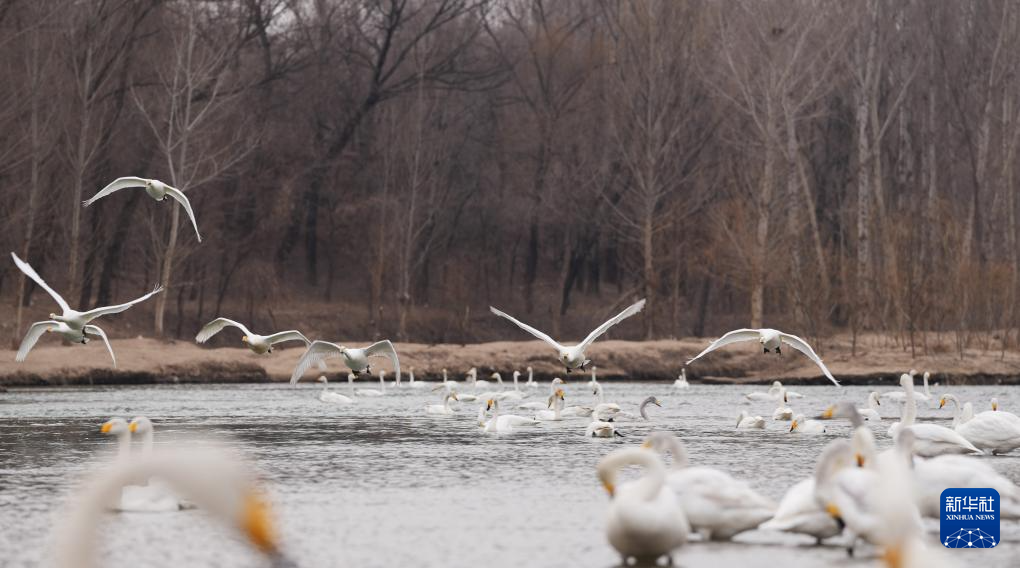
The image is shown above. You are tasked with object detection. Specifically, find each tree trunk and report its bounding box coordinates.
[642,211,655,339]
[153,203,181,336]
[750,120,777,329]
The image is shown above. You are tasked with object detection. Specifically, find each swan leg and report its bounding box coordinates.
[776,346,782,355]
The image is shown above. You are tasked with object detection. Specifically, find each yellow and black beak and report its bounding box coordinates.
[789,420,798,432]
[241,336,248,344]
[451,393,459,401]
[856,453,865,467]
[602,480,615,497]
[993,402,999,411]
[821,405,835,419]
[938,398,945,409]
[486,399,494,411]
[100,421,113,434]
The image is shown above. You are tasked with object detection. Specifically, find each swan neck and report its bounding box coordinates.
[141,430,154,458]
[116,430,131,462]
[902,382,916,426]
[599,449,665,502]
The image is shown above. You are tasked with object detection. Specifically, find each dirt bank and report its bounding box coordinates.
[2,335,1019,388]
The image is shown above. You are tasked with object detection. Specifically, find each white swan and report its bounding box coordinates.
[888,373,980,456]
[524,366,538,388]
[591,382,622,421]
[859,391,882,421]
[490,372,526,401]
[912,454,1020,519]
[535,389,565,421]
[644,432,775,540]
[196,317,314,355]
[673,368,690,390]
[940,394,1020,454]
[290,339,400,382]
[426,391,459,415]
[317,376,354,404]
[789,414,826,434]
[55,445,283,568]
[100,418,182,512]
[772,388,793,420]
[407,367,428,389]
[83,177,202,241]
[881,370,931,404]
[482,399,539,433]
[354,370,385,397]
[687,329,839,386]
[736,410,765,429]
[586,414,620,438]
[596,446,688,563]
[440,368,459,390]
[759,477,841,543]
[489,299,646,373]
[745,381,782,402]
[588,366,599,389]
[12,252,162,366]
[519,377,561,410]
[639,396,662,420]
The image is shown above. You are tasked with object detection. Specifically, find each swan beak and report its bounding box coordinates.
[128,422,137,433]
[451,394,459,401]
[486,399,494,411]
[825,503,842,520]
[242,493,278,554]
[602,480,615,497]
[993,402,999,411]
[640,440,652,449]
[653,399,661,407]
[100,421,113,434]
[882,546,904,568]
[784,393,788,403]
[242,336,248,343]
[856,453,865,467]
[821,406,834,419]
[789,420,798,432]
[938,398,945,409]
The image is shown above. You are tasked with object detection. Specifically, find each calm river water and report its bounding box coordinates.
[1,381,1018,567]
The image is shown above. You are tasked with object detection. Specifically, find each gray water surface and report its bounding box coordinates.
[2,381,1019,567]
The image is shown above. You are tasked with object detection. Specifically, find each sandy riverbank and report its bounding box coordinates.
[2,334,1020,387]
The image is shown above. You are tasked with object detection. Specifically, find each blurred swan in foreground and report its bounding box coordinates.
[12,252,162,365]
[82,176,203,241]
[197,317,316,357]
[686,329,839,386]
[644,432,775,540]
[55,445,287,568]
[596,446,688,564]
[736,410,765,429]
[888,374,980,456]
[940,393,1020,454]
[317,376,354,404]
[290,339,400,382]
[489,299,646,373]
[426,391,459,415]
[100,418,183,512]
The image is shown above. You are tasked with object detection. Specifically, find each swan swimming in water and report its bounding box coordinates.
[353,370,386,397]
[736,410,765,429]
[673,368,689,390]
[644,432,775,540]
[489,299,646,373]
[99,418,183,512]
[639,396,662,420]
[772,388,793,420]
[426,391,460,415]
[940,394,1020,454]
[407,367,429,389]
[596,446,688,564]
[588,366,599,389]
[881,370,932,404]
[591,382,622,421]
[317,376,354,404]
[586,413,620,438]
[535,389,565,421]
[482,399,540,433]
[888,373,980,456]
[524,366,538,388]
[789,414,826,434]
[687,329,839,386]
[859,391,882,421]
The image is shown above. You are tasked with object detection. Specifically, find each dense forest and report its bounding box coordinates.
[0,0,1017,351]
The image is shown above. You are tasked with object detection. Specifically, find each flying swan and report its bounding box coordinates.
[83,177,202,242]
[290,339,400,383]
[686,328,839,387]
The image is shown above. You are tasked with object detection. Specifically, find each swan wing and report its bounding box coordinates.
[85,324,116,367]
[264,330,310,346]
[686,329,761,366]
[489,306,563,352]
[10,252,70,313]
[291,340,343,383]
[16,320,60,362]
[779,332,839,386]
[363,340,400,382]
[82,176,148,207]
[195,317,252,343]
[79,285,163,323]
[578,298,646,351]
[163,185,202,243]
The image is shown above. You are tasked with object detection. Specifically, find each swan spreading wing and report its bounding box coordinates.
[779,332,839,387]
[291,340,344,383]
[10,252,70,313]
[84,324,116,367]
[578,299,646,351]
[79,285,163,323]
[489,306,563,352]
[82,176,150,207]
[16,320,60,362]
[363,340,401,383]
[162,185,202,243]
[263,330,311,346]
[196,318,253,343]
[685,329,761,366]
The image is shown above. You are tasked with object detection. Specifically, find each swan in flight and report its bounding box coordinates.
[686,328,839,386]
[639,396,662,420]
[772,388,792,420]
[55,444,284,568]
[489,298,646,373]
[196,317,314,355]
[482,399,540,433]
[317,376,354,404]
[82,177,202,242]
[11,252,161,365]
[859,391,882,421]
[644,432,775,540]
[290,339,400,382]
[426,391,460,415]
[789,414,826,434]
[673,369,689,390]
[535,389,565,421]
[888,373,980,456]
[940,394,1020,455]
[596,446,688,564]
[736,411,765,429]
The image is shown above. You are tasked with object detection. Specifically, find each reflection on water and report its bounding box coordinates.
[1,381,1019,567]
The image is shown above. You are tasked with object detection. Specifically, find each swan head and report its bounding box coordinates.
[870,391,881,405]
[554,388,565,400]
[513,370,520,379]
[552,377,563,386]
[128,416,152,434]
[527,366,533,372]
[643,396,662,408]
[48,313,59,320]
[317,376,328,384]
[898,373,913,389]
[100,418,128,435]
[992,398,999,411]
[241,336,249,344]
[490,372,501,381]
[485,398,496,411]
[789,415,807,432]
